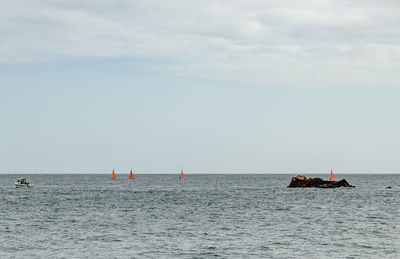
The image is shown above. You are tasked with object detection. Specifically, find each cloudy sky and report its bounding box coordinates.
[1,0,399,173]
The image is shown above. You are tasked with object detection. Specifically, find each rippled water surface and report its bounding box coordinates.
[0,174,399,258]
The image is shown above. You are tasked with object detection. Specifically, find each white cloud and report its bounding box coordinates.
[1,0,400,87]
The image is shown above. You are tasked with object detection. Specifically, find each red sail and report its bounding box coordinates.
[330,169,335,180]
[130,169,134,179]
[179,168,184,178]
[112,169,116,179]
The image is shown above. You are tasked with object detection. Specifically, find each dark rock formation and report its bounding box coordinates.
[288,175,355,188]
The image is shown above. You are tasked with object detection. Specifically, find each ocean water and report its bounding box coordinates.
[0,174,399,258]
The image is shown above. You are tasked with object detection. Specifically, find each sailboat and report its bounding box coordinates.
[330,169,335,180]
[129,169,135,179]
[112,169,116,179]
[179,168,184,179]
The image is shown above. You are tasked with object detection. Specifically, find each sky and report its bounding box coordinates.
[1,0,399,173]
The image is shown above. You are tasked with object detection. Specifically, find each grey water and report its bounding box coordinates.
[0,174,399,258]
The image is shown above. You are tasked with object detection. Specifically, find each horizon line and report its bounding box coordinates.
[1,171,400,175]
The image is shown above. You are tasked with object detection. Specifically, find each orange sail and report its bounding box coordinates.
[179,168,184,178]
[129,169,134,179]
[330,169,335,180]
[112,169,116,179]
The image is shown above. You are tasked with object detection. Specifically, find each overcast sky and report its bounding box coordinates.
[1,0,399,173]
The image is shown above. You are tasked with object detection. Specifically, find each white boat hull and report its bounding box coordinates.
[15,183,34,188]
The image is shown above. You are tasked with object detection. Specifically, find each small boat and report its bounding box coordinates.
[112,169,116,179]
[330,169,335,180]
[129,169,135,179]
[15,178,34,188]
[179,168,184,179]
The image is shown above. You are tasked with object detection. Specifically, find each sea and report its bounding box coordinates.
[0,174,399,258]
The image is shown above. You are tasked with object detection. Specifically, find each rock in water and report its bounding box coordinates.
[287,175,355,188]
